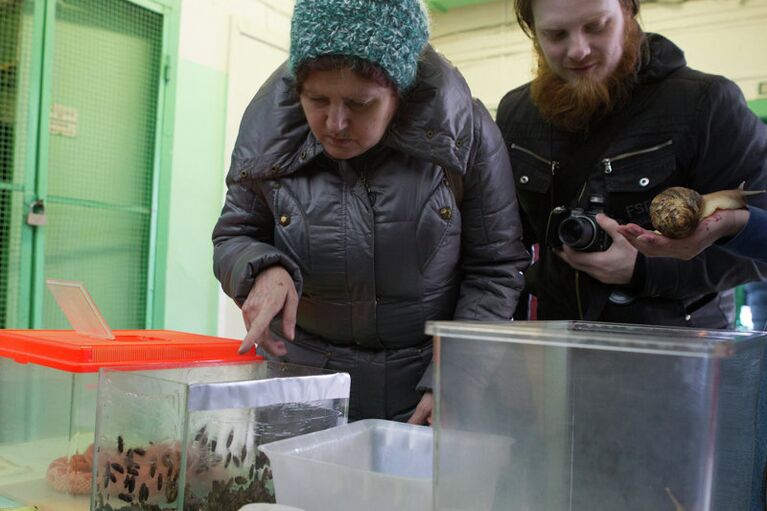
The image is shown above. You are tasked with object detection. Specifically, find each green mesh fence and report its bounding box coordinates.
[0,0,33,329]
[42,0,163,329]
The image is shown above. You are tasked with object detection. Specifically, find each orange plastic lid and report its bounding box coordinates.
[0,330,261,372]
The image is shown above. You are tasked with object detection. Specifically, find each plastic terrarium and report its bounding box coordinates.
[0,281,260,511]
[427,320,767,511]
[260,419,432,511]
[92,360,350,510]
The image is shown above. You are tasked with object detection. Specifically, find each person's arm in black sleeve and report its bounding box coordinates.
[416,101,531,392]
[454,100,530,320]
[633,77,767,299]
[212,161,303,306]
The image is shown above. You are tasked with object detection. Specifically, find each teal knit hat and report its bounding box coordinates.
[289,0,430,91]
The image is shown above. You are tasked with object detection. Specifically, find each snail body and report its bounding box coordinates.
[649,182,764,239]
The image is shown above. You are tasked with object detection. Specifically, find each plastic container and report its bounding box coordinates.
[92,361,349,510]
[259,419,433,511]
[0,280,260,511]
[427,320,767,511]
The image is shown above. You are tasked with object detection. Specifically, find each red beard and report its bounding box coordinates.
[530,17,644,133]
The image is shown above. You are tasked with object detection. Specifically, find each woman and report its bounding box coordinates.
[213,0,529,422]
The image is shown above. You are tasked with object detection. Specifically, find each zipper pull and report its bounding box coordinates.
[551,161,559,176]
[602,158,613,175]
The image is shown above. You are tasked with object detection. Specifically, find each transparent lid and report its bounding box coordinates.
[425,320,766,358]
[46,279,114,340]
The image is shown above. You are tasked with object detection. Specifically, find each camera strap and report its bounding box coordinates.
[553,83,655,209]
[550,83,656,321]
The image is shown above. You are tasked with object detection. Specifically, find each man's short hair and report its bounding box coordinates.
[514,0,639,39]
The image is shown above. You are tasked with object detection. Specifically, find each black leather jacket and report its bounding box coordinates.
[496,33,767,327]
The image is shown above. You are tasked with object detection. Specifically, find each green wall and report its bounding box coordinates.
[749,98,767,121]
[162,58,227,335]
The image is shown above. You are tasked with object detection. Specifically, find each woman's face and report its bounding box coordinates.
[300,68,398,160]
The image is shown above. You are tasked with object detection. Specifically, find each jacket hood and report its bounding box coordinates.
[231,45,475,179]
[640,33,687,84]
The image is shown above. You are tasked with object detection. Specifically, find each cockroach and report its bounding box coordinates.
[127,466,139,477]
[165,481,178,502]
[157,473,163,491]
[224,452,232,468]
[118,493,133,503]
[117,435,124,453]
[126,475,136,493]
[234,475,248,485]
[126,448,133,459]
[226,429,234,448]
[133,447,146,456]
[249,463,255,480]
[232,455,241,468]
[110,462,124,474]
[241,444,247,461]
[210,439,217,452]
[194,425,207,441]
[139,482,149,503]
[149,461,157,478]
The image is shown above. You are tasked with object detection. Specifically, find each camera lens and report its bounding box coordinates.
[558,217,597,250]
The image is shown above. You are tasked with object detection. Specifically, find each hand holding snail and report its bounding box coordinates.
[618,209,751,260]
[649,182,764,238]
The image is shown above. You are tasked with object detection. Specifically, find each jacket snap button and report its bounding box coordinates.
[279,214,291,226]
[426,130,434,139]
[455,139,463,148]
[300,151,307,160]
[439,207,452,220]
[375,296,381,304]
[639,177,650,187]
[240,170,247,178]
[270,164,280,174]
[272,181,281,189]
[520,175,529,184]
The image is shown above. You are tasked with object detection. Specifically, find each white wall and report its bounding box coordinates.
[430,0,767,111]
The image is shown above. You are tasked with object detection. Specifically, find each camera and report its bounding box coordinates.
[548,196,613,252]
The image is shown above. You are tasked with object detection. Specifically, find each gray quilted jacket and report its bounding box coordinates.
[213,46,528,358]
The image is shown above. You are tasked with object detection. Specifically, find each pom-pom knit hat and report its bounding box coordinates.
[289,0,431,91]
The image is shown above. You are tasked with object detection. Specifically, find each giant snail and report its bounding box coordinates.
[649,182,765,239]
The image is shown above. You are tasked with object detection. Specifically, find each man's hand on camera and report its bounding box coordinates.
[556,213,637,285]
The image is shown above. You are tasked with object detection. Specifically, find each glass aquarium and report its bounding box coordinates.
[92,361,350,510]
[428,320,767,511]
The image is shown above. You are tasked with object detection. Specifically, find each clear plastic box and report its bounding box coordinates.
[427,320,767,511]
[259,419,433,511]
[92,361,349,510]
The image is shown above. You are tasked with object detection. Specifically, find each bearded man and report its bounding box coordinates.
[496,1,767,508]
[496,0,767,327]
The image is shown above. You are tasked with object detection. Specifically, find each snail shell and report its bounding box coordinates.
[649,187,703,239]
